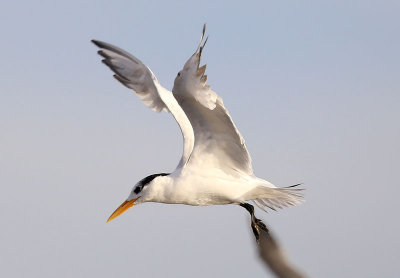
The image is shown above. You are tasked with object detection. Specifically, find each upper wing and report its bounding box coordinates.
[172,26,253,175]
[175,94,253,176]
[92,40,194,168]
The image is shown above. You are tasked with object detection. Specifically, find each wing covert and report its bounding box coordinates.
[175,94,253,175]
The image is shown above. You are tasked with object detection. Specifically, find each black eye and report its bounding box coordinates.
[177,72,181,77]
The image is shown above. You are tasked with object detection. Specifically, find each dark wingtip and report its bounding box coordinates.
[203,35,209,46]
[97,50,109,59]
[101,59,111,67]
[91,39,104,48]
[91,39,99,46]
[113,74,131,88]
[287,183,304,188]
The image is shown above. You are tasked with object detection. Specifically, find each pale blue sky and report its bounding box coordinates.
[1,1,399,277]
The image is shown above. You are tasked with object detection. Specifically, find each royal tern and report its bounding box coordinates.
[92,25,304,242]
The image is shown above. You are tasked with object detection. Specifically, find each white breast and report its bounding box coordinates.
[143,168,257,206]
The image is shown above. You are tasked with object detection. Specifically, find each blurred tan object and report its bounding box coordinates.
[258,228,307,278]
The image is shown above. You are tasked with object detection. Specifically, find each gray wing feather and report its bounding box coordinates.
[92,40,142,64]
[92,40,167,112]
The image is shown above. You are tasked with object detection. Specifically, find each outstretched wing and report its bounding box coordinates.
[92,40,166,112]
[172,26,253,175]
[176,94,253,176]
[92,40,194,168]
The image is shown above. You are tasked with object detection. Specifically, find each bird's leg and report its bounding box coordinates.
[240,203,269,244]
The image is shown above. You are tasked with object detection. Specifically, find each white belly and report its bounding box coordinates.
[145,168,257,206]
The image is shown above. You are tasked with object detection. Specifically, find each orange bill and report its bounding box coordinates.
[107,197,140,222]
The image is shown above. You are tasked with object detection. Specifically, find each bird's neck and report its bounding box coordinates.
[142,175,175,203]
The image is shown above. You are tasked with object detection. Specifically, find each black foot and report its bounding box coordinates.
[240,203,269,244]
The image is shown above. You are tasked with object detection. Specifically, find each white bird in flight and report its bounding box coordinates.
[92,25,304,242]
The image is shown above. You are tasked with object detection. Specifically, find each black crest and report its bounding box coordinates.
[133,173,169,194]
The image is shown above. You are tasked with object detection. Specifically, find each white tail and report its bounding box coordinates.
[243,184,305,212]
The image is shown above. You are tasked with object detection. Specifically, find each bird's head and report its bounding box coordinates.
[106,173,170,222]
[173,24,210,97]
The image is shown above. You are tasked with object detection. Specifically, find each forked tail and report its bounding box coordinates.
[243,184,305,212]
